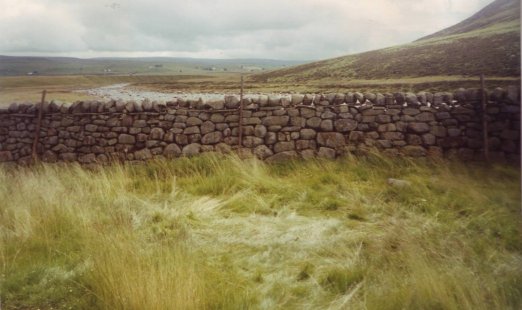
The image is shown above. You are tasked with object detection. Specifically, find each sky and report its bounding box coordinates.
[0,0,493,60]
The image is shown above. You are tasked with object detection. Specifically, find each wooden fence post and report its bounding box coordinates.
[480,74,489,162]
[238,75,244,149]
[31,90,46,164]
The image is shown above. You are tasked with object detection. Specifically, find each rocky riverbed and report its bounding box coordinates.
[80,83,292,102]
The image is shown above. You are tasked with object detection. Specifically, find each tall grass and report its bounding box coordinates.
[0,154,520,309]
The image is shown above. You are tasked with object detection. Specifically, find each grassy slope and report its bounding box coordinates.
[252,0,521,83]
[1,154,521,309]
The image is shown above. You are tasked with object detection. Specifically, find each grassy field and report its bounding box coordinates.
[1,154,521,309]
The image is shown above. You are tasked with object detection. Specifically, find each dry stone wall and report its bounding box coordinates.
[0,87,520,164]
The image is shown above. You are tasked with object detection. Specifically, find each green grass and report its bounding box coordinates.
[1,154,521,309]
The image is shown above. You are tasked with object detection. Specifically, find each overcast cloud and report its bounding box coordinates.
[0,0,492,60]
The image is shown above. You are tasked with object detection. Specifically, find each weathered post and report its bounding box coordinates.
[32,90,46,163]
[238,74,244,149]
[480,74,489,162]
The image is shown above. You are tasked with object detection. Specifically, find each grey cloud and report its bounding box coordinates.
[0,0,493,59]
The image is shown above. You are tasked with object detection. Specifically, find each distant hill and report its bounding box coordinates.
[0,56,306,76]
[253,0,520,83]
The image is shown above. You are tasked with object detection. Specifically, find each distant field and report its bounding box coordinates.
[1,73,519,106]
[0,73,239,105]
[0,55,304,105]
[1,155,521,309]
[0,55,306,76]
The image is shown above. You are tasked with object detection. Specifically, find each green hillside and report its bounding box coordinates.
[252,0,520,83]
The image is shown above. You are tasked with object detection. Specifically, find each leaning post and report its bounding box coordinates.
[32,89,46,164]
[480,74,489,162]
[238,74,244,149]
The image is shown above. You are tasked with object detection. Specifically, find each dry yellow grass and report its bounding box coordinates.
[0,154,521,309]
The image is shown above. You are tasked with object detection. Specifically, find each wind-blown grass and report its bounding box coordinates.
[0,154,521,309]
